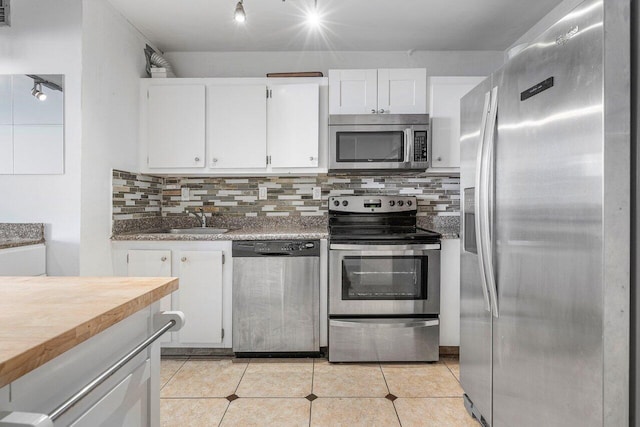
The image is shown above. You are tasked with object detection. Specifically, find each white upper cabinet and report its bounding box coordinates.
[429,76,484,169]
[141,78,326,174]
[147,85,205,169]
[208,84,267,169]
[377,68,427,114]
[328,69,378,115]
[329,68,427,115]
[268,84,319,168]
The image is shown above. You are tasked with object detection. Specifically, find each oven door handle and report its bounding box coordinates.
[331,319,439,329]
[329,243,440,251]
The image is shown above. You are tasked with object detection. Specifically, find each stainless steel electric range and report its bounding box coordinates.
[328,195,441,362]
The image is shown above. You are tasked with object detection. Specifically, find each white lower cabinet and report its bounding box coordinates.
[176,250,224,344]
[0,244,46,276]
[117,241,232,348]
[439,238,461,346]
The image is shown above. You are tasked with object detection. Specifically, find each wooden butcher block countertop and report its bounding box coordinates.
[0,276,178,388]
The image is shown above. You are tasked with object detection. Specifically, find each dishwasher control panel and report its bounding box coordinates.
[233,240,320,257]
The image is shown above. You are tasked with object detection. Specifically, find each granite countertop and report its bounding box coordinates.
[112,226,329,241]
[0,276,178,388]
[0,237,45,250]
[0,223,45,250]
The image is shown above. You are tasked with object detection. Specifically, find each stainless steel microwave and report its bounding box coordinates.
[329,114,430,172]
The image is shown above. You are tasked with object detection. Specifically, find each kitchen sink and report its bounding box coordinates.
[167,228,230,234]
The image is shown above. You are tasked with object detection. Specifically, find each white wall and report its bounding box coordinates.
[164,50,504,78]
[0,0,83,275]
[79,0,150,275]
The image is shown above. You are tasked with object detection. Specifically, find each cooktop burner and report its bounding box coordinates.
[328,195,441,244]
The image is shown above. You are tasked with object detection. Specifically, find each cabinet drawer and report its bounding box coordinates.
[329,318,439,362]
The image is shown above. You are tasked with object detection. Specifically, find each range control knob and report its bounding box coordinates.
[389,200,395,207]
[342,200,349,206]
[333,200,340,206]
[397,200,404,207]
[305,242,315,248]
[407,200,413,206]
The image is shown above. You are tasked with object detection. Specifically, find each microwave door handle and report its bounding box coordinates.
[404,129,413,163]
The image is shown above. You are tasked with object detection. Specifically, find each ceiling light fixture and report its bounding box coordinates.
[31,81,46,101]
[234,0,246,23]
[306,0,321,28]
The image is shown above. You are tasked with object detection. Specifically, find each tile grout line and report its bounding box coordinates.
[159,356,189,393]
[379,363,403,427]
[218,359,250,425]
[309,358,315,427]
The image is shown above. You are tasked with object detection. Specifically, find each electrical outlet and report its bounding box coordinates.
[259,187,267,200]
[181,187,190,201]
[312,187,322,200]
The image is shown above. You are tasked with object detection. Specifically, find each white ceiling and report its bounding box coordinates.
[108,0,562,53]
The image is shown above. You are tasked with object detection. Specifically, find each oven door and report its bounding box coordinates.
[329,243,440,315]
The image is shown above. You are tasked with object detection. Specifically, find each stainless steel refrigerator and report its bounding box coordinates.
[459,0,631,425]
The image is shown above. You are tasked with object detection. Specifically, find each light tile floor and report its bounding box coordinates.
[160,356,479,426]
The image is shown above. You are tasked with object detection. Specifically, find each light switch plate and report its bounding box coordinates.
[312,187,321,200]
[259,187,267,200]
[181,187,190,201]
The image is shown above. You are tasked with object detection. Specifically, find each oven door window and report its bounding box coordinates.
[336,131,404,163]
[341,255,427,300]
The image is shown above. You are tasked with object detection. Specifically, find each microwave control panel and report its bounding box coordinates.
[414,131,428,162]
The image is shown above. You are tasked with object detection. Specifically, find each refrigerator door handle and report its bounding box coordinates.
[474,91,492,313]
[479,86,499,318]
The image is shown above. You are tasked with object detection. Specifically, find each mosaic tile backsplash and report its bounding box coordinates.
[112,170,460,234]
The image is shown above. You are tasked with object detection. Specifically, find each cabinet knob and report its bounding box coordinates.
[309,156,317,161]
[212,158,218,164]
[371,109,377,114]
[194,157,200,162]
[436,156,442,161]
[181,257,187,262]
[161,256,167,262]
[378,109,386,114]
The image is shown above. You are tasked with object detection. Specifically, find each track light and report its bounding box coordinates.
[31,82,46,101]
[234,0,246,23]
[306,0,321,28]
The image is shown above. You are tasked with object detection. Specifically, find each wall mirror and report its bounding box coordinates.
[0,74,64,175]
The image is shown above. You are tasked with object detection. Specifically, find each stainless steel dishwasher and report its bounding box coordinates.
[232,240,320,354]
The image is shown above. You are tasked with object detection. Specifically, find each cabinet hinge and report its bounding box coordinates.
[126,253,129,263]
[266,155,271,165]
[266,88,270,98]
[147,90,149,99]
[222,254,226,264]
[266,88,272,99]
[221,328,225,339]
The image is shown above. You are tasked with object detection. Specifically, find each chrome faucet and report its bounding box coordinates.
[186,208,207,228]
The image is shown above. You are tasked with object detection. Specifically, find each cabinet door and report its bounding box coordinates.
[13,125,64,174]
[208,84,267,169]
[177,251,223,344]
[268,84,319,168]
[429,76,484,168]
[328,69,378,114]
[0,125,12,174]
[127,250,172,343]
[147,85,205,168]
[439,239,461,346]
[377,68,427,114]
